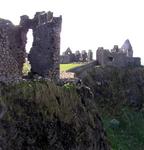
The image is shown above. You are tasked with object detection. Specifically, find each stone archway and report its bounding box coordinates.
[0,11,62,82]
[21,11,62,79]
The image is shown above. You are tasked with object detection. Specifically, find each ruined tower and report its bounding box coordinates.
[87,50,93,61]
[0,11,62,83]
[121,39,133,57]
[75,50,81,62]
[28,11,62,79]
[81,50,88,62]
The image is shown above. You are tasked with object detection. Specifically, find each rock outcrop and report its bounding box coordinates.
[0,81,111,150]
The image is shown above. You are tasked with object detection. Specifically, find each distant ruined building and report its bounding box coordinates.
[96,39,141,67]
[61,40,141,68]
[60,48,93,64]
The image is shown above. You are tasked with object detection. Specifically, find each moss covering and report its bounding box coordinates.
[0,80,110,150]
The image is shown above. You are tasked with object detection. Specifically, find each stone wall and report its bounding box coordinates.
[0,11,62,83]
[60,48,93,64]
[60,55,73,64]
[96,46,141,67]
[0,19,28,83]
[28,11,62,79]
[67,61,97,78]
[126,57,141,67]
[87,50,93,61]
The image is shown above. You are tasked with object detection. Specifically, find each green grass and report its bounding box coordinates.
[23,61,31,75]
[82,67,144,150]
[23,62,83,74]
[60,63,83,71]
[102,108,144,150]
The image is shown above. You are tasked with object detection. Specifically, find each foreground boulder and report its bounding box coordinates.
[0,80,110,150]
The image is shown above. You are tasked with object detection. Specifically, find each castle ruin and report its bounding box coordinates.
[96,39,141,67]
[0,18,27,82]
[60,48,93,64]
[0,11,62,83]
[0,13,142,83]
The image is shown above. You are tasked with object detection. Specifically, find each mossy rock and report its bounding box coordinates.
[0,80,110,150]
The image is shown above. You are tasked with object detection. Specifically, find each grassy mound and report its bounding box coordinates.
[0,80,110,150]
[83,66,144,113]
[103,108,144,150]
[82,66,144,150]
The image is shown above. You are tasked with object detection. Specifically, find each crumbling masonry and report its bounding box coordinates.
[60,48,93,64]
[0,19,27,82]
[96,39,141,67]
[0,11,62,82]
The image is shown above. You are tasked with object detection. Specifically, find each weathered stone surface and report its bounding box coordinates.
[60,47,75,64]
[121,39,133,57]
[0,18,28,83]
[88,49,93,61]
[81,50,87,62]
[75,50,81,62]
[27,11,62,79]
[96,40,141,67]
[0,11,62,83]
[63,47,72,55]
[60,49,93,64]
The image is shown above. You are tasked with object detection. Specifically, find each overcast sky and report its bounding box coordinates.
[0,0,144,63]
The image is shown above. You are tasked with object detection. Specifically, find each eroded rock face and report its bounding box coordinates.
[0,19,28,83]
[0,81,111,150]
